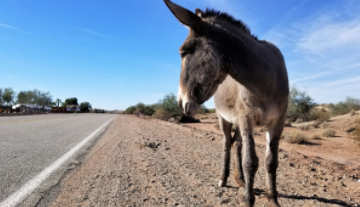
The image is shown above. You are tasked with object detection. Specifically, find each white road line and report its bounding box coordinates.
[0,115,116,207]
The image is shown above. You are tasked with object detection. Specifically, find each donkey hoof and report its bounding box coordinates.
[266,191,280,207]
[269,200,280,207]
[235,179,245,188]
[218,180,226,187]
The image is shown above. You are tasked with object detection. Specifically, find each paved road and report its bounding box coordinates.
[0,113,116,206]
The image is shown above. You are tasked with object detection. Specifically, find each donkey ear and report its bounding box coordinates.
[195,8,203,18]
[164,0,203,33]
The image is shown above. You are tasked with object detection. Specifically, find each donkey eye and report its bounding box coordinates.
[180,51,187,58]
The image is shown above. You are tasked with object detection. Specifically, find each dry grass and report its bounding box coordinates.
[281,131,308,144]
[352,125,360,144]
[349,118,360,145]
[322,129,336,137]
[284,119,292,127]
[349,109,357,116]
[299,124,311,131]
[312,111,331,123]
[312,134,322,140]
[319,122,330,129]
[355,118,360,124]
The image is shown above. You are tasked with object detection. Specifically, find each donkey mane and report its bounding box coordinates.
[201,9,258,41]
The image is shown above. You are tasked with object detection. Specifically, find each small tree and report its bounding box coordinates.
[287,85,316,121]
[0,88,3,105]
[55,98,62,107]
[157,93,183,118]
[16,89,52,106]
[64,97,78,105]
[2,87,16,106]
[80,102,92,113]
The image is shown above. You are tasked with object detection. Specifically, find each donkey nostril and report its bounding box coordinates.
[184,102,190,115]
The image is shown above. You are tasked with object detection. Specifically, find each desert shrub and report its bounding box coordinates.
[355,118,360,124]
[328,97,360,115]
[312,134,322,140]
[322,129,335,137]
[284,119,292,127]
[124,102,157,116]
[155,94,184,119]
[349,109,357,116]
[352,124,360,144]
[124,106,136,114]
[310,110,331,123]
[152,108,169,120]
[299,124,311,131]
[151,93,199,123]
[281,131,307,144]
[294,118,304,123]
[287,85,317,122]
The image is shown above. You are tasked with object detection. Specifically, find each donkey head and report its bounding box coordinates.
[164,0,227,116]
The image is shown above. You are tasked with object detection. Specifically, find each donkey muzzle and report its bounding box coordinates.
[184,101,201,116]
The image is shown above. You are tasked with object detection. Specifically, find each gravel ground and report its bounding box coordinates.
[48,115,359,207]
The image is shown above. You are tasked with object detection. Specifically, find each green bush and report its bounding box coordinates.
[80,102,92,113]
[124,106,136,114]
[286,85,317,121]
[123,93,200,123]
[152,93,199,123]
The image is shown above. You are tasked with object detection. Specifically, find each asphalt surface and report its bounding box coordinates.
[0,113,116,206]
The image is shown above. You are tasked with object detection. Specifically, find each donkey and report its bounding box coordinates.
[164,0,289,206]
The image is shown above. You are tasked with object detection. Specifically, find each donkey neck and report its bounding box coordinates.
[208,26,277,99]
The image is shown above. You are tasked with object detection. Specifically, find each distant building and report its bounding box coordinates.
[66,105,80,112]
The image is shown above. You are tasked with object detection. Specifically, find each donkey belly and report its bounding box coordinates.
[214,76,282,126]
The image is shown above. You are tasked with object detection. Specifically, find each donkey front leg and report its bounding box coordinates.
[218,115,232,187]
[265,118,284,207]
[240,120,258,207]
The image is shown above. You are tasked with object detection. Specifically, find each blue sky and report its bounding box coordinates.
[1,0,359,110]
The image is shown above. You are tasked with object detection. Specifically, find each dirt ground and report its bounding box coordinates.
[49,115,359,207]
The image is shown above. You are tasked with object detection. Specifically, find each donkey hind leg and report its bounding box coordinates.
[265,118,285,207]
[233,126,245,187]
[240,120,259,207]
[218,115,232,187]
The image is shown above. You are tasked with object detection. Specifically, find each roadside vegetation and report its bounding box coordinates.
[328,97,360,115]
[124,93,203,123]
[285,85,359,126]
[322,129,336,137]
[348,118,360,145]
[286,85,317,122]
[281,131,308,144]
[0,87,96,114]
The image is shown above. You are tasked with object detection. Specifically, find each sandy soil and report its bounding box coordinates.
[49,115,359,207]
